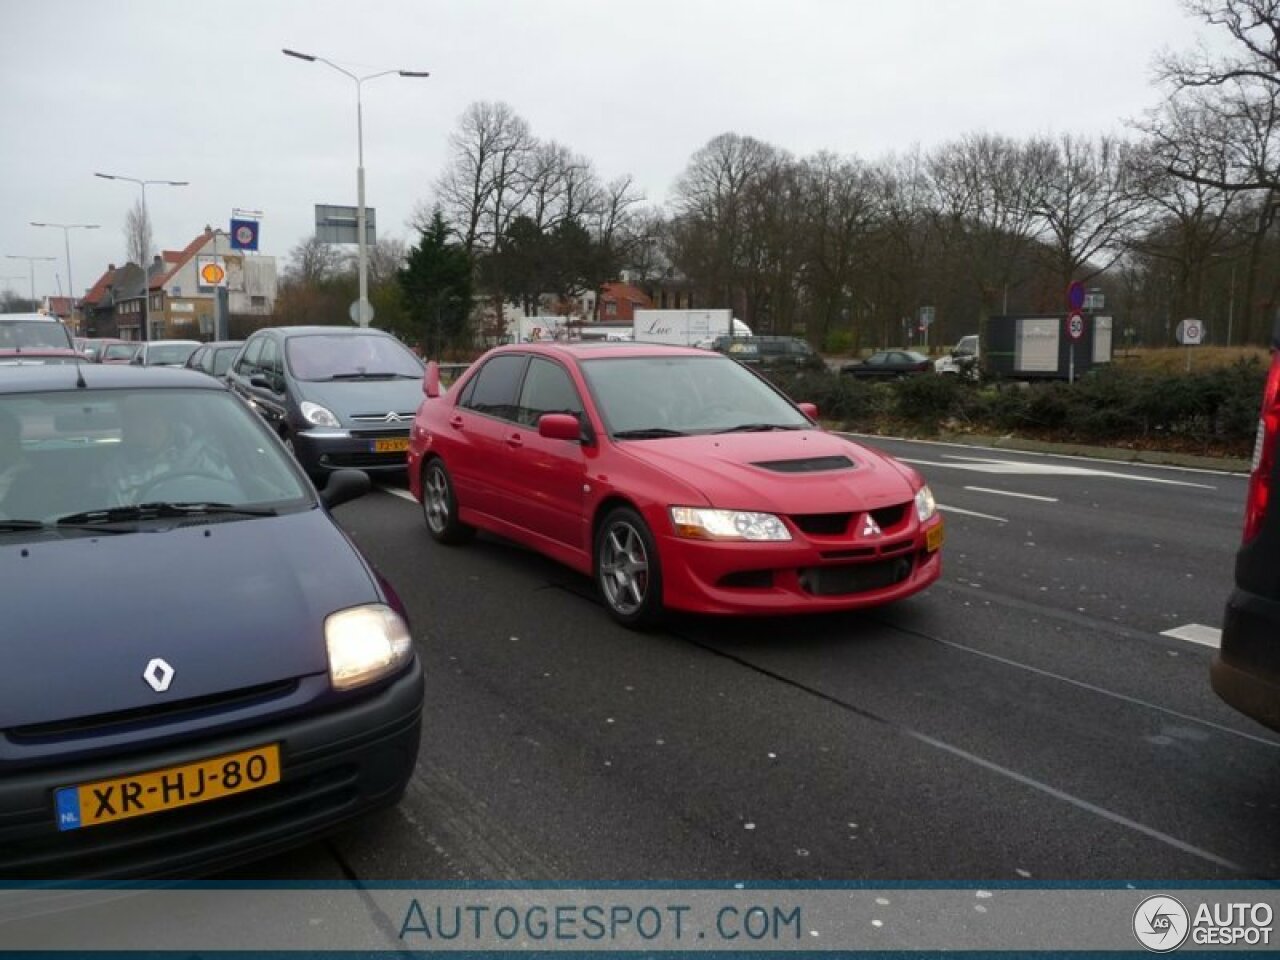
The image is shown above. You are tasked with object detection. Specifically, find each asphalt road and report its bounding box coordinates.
[231,437,1280,882]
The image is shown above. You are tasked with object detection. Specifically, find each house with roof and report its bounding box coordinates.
[597,281,652,323]
[80,263,146,339]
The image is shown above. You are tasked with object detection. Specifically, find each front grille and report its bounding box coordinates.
[870,504,909,530]
[753,456,853,473]
[799,556,915,597]
[7,680,298,743]
[791,513,852,535]
[718,570,775,589]
[349,412,416,423]
[325,451,408,468]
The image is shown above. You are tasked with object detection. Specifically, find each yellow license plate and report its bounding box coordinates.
[55,744,281,831]
[373,438,410,453]
[926,522,945,552]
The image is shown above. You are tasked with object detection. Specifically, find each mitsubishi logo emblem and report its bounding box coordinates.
[861,514,882,538]
[143,658,175,693]
[383,412,403,424]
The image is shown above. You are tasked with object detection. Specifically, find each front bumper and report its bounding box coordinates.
[293,427,412,475]
[656,516,944,615]
[1211,587,1280,732]
[0,661,423,880]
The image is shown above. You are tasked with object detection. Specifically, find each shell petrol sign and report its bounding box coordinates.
[197,256,227,288]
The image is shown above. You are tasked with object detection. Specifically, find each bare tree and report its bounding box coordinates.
[124,198,152,267]
[1027,134,1147,287]
[366,236,409,289]
[1155,0,1280,194]
[286,235,346,286]
[428,101,535,255]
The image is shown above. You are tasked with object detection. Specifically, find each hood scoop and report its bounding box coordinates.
[751,455,854,474]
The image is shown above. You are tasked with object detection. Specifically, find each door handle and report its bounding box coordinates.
[449,416,464,430]
[506,433,523,448]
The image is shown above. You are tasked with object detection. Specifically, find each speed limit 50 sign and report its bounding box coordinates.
[1066,313,1085,341]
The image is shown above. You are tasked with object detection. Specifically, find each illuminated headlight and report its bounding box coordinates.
[670,506,792,542]
[301,401,340,428]
[325,604,413,691]
[914,484,937,523]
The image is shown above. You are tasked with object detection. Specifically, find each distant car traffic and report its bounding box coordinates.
[186,340,244,380]
[226,326,425,480]
[1212,324,1280,732]
[409,342,943,626]
[711,335,826,372]
[76,338,128,363]
[132,340,202,368]
[0,364,422,878]
[841,350,934,379]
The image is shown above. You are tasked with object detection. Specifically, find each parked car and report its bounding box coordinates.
[841,350,934,379]
[409,342,944,627]
[186,340,245,380]
[132,339,202,368]
[0,312,74,352]
[226,326,425,480]
[100,342,142,365]
[76,338,128,363]
[710,335,826,372]
[0,365,422,878]
[1212,324,1280,732]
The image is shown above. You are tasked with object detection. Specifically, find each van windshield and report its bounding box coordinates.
[0,320,73,351]
[286,335,423,381]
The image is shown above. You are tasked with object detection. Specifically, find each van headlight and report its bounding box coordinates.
[670,507,792,541]
[301,401,340,427]
[325,604,413,691]
[914,484,937,523]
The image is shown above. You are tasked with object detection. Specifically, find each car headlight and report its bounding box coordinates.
[914,484,937,523]
[301,401,341,428]
[669,506,792,542]
[325,604,413,691]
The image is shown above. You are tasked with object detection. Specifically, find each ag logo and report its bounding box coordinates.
[1133,895,1190,952]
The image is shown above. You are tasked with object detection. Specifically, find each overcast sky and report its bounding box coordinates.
[2,0,1216,302]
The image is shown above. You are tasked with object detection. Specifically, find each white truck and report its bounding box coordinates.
[934,334,980,378]
[632,309,752,347]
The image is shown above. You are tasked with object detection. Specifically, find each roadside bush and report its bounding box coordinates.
[824,330,854,355]
[894,373,962,425]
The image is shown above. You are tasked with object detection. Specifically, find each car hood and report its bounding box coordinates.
[1,509,379,728]
[294,378,423,424]
[616,430,918,514]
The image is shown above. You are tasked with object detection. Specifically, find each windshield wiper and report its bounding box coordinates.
[0,519,48,531]
[56,502,278,526]
[328,371,401,380]
[612,428,689,439]
[715,423,805,434]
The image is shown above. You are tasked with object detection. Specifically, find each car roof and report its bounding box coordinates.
[0,363,225,394]
[489,341,713,361]
[205,340,244,349]
[145,339,202,346]
[256,325,396,338]
[0,312,61,323]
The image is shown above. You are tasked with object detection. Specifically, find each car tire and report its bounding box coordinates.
[594,506,663,629]
[421,458,473,545]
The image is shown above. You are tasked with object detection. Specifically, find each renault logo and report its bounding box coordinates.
[143,658,175,693]
[861,515,882,538]
[383,412,403,424]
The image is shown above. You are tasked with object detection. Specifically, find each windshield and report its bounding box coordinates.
[147,343,199,365]
[213,346,240,376]
[580,355,811,436]
[286,334,423,381]
[0,387,311,529]
[103,343,138,361]
[0,320,73,351]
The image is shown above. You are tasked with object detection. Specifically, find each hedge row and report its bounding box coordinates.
[767,361,1268,456]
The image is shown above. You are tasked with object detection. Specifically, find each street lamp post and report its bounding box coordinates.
[4,255,57,307]
[283,48,429,327]
[94,173,188,340]
[1211,253,1239,347]
[30,222,100,333]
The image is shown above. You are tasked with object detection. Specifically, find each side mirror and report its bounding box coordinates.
[538,413,583,442]
[320,468,371,509]
[424,361,440,399]
[250,373,279,392]
[797,402,818,421]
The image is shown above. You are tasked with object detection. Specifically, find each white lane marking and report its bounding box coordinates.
[1160,623,1222,648]
[841,431,1247,478]
[963,485,1059,503]
[897,456,1216,489]
[937,503,1008,523]
[379,486,418,503]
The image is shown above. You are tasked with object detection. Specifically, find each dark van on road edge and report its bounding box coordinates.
[1212,319,1280,732]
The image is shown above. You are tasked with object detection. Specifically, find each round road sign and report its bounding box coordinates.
[1067,313,1085,341]
[1176,318,1204,346]
[349,299,375,326]
[1067,281,1086,311]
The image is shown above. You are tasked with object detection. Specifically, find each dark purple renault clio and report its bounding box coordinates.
[0,365,423,879]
